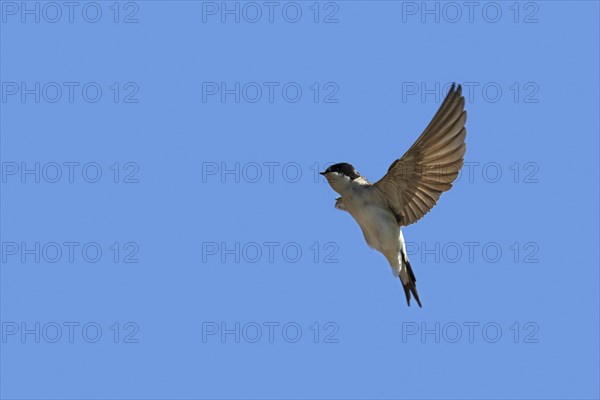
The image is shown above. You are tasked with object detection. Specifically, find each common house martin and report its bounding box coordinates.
[320,83,467,307]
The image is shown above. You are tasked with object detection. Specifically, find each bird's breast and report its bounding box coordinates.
[343,190,399,252]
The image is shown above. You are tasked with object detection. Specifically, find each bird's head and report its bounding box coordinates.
[320,162,362,194]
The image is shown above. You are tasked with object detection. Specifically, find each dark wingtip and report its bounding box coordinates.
[446,82,461,101]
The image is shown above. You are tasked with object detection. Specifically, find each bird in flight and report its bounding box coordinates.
[320,83,467,307]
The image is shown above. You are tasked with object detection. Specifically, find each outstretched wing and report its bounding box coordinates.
[374,83,467,226]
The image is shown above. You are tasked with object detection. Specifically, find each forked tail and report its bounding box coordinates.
[400,258,422,308]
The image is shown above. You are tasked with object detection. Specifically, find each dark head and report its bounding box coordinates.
[319,162,361,180]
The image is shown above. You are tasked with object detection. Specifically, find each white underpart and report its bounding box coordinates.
[326,172,411,284]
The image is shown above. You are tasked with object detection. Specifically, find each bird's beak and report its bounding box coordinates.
[319,171,326,176]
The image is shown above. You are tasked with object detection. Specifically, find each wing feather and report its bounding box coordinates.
[373,84,467,226]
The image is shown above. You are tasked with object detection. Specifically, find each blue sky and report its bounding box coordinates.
[1,1,599,399]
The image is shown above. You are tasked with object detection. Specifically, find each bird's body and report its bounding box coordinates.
[323,166,421,306]
[321,84,468,307]
[333,182,400,267]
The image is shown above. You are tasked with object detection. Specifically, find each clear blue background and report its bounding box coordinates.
[1,1,599,399]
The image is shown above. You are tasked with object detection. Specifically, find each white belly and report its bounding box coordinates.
[331,181,407,275]
[348,202,400,254]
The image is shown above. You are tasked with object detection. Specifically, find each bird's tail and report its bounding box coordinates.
[400,258,422,308]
